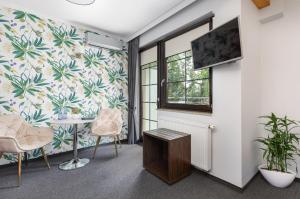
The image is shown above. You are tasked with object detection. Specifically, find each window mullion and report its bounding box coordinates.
[149,64,151,130]
[184,53,187,104]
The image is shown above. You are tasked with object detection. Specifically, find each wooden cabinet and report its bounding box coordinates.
[143,128,191,184]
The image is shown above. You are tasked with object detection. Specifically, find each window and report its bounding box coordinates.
[141,47,158,132]
[160,19,213,112]
[139,17,214,118]
[166,50,210,105]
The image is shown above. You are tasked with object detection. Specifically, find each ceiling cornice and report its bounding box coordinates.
[125,0,197,42]
[0,0,197,43]
[0,1,126,42]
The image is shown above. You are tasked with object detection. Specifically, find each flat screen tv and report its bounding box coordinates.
[191,17,242,70]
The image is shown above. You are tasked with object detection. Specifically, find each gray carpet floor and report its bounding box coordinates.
[0,144,299,199]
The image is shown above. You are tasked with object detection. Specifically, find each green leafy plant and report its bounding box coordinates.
[13,10,41,22]
[83,49,105,68]
[0,97,11,111]
[0,14,8,23]
[109,49,123,58]
[106,92,127,109]
[0,97,7,105]
[105,66,127,84]
[257,113,300,173]
[5,33,48,59]
[0,55,8,64]
[21,109,49,126]
[5,73,49,97]
[80,78,106,97]
[47,24,80,48]
[81,108,98,119]
[52,126,73,149]
[48,59,80,80]
[3,154,17,162]
[47,92,81,114]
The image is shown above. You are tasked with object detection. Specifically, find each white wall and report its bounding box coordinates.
[259,0,300,178]
[240,0,261,187]
[140,0,241,47]
[140,0,244,187]
[140,0,300,187]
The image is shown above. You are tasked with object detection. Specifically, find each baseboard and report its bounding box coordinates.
[193,166,300,192]
[192,166,260,192]
[241,172,260,190]
[0,139,128,169]
[191,167,243,192]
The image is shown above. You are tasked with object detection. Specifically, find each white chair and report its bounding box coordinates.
[0,114,53,186]
[91,108,122,158]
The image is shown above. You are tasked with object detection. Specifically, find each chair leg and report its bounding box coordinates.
[117,135,122,148]
[41,147,50,169]
[24,152,28,167]
[18,153,22,186]
[93,136,101,159]
[114,136,118,157]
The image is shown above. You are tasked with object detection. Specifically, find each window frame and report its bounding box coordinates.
[159,17,213,113]
[164,50,211,108]
[139,45,159,138]
[139,16,215,135]
[141,60,158,131]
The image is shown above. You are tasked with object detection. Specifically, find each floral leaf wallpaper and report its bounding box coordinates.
[0,6,128,165]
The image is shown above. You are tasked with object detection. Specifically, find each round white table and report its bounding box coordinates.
[51,119,95,170]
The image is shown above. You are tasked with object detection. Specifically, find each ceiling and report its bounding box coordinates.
[0,0,189,39]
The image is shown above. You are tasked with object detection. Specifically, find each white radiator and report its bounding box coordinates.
[158,116,214,172]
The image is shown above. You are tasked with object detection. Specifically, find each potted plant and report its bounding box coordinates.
[257,113,300,188]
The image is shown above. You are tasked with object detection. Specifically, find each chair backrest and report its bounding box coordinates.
[99,108,122,124]
[97,108,123,132]
[99,108,122,122]
[0,114,26,153]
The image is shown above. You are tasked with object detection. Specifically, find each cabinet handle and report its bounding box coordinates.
[160,79,165,87]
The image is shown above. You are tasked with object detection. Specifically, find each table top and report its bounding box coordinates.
[51,118,95,124]
[143,128,190,141]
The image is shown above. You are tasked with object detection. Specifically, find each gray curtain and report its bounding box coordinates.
[127,37,140,144]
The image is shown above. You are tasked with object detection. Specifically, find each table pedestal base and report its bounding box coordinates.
[59,158,90,170]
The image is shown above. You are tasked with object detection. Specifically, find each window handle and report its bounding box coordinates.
[160,79,166,87]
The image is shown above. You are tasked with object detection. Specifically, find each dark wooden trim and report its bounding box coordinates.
[139,42,157,53]
[159,18,214,112]
[138,51,143,140]
[208,17,213,107]
[157,41,165,108]
[161,104,212,113]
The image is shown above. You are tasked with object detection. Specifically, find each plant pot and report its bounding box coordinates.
[258,164,296,188]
